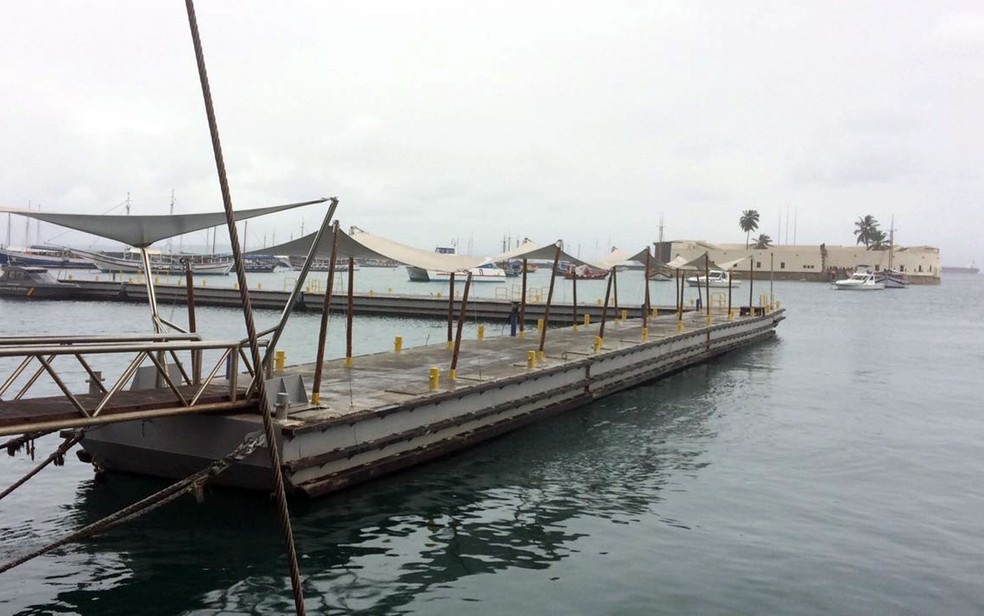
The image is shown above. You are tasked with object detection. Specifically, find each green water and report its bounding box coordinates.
[1,271,982,615]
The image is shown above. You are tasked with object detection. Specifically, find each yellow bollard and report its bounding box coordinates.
[518,330,526,340]
[727,310,735,321]
[706,314,713,325]
[537,318,544,331]
[388,287,393,294]
[537,350,545,361]
[449,368,457,381]
[345,356,353,368]
[572,322,579,332]
[676,320,684,333]
[584,314,591,326]
[642,327,649,341]
[621,309,627,321]
[394,336,403,352]
[275,350,285,371]
[429,367,440,390]
[478,324,485,340]
[593,336,603,352]
[447,340,453,350]
[596,299,602,306]
[437,292,443,299]
[527,350,536,369]
[312,392,320,405]
[369,290,374,297]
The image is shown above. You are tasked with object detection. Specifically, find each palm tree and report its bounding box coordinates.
[854,215,879,248]
[869,228,889,251]
[739,210,760,248]
[753,234,773,249]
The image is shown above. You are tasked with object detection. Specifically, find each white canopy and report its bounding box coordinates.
[256,230,595,273]
[1,198,329,248]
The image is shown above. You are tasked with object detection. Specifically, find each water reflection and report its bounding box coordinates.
[10,347,774,615]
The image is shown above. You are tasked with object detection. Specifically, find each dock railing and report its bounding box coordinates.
[0,333,267,436]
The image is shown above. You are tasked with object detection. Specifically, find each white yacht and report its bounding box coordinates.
[686,270,740,288]
[832,270,885,290]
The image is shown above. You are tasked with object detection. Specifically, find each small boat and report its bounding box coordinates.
[874,269,909,289]
[687,270,740,288]
[0,265,79,299]
[832,270,885,290]
[564,264,608,280]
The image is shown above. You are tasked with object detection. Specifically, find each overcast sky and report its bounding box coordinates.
[2,1,981,264]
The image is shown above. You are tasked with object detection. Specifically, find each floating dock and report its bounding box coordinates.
[47,308,785,496]
[62,278,680,321]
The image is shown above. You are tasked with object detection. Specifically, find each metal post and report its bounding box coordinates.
[643,251,651,329]
[538,243,562,355]
[449,272,473,378]
[572,271,578,328]
[311,222,339,404]
[599,268,614,340]
[184,260,200,384]
[345,256,354,366]
[705,253,711,318]
[519,259,528,337]
[748,256,755,310]
[139,247,163,333]
[446,272,456,348]
[612,266,619,314]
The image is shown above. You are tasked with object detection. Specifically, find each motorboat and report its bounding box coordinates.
[0,265,79,299]
[686,270,740,288]
[832,270,885,290]
[429,262,507,283]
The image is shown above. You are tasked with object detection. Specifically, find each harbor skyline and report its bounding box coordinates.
[2,2,982,264]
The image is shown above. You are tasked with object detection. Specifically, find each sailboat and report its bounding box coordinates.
[875,217,909,289]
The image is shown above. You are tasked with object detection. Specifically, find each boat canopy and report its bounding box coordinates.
[594,247,653,270]
[253,230,595,273]
[0,198,328,248]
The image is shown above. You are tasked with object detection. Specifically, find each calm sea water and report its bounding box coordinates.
[1,269,983,615]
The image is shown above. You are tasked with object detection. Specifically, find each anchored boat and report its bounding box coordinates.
[0,265,79,300]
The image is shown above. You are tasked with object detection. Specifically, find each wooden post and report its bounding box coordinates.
[519,259,528,336]
[612,266,619,314]
[727,264,733,316]
[311,222,339,404]
[447,272,456,348]
[538,243,562,355]
[675,267,682,320]
[598,268,614,340]
[449,271,473,378]
[345,256,354,366]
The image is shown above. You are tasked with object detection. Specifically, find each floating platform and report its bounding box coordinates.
[61,279,681,321]
[67,309,784,496]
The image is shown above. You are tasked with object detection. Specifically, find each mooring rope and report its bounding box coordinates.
[0,431,84,503]
[1,431,52,457]
[183,2,306,613]
[0,433,265,576]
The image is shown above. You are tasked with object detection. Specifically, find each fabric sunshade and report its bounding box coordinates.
[0,198,328,248]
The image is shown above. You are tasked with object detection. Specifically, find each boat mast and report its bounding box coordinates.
[888,215,895,271]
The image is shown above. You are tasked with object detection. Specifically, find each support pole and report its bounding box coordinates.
[572,271,578,329]
[598,268,614,340]
[612,266,619,314]
[728,266,733,317]
[345,256,354,367]
[449,272,473,379]
[537,243,562,355]
[643,251,652,329]
[184,260,200,384]
[183,2,305,613]
[446,272,456,349]
[139,247,163,333]
[311,222,339,404]
[676,267,682,319]
[519,259,528,338]
[748,256,755,310]
[705,253,711,318]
